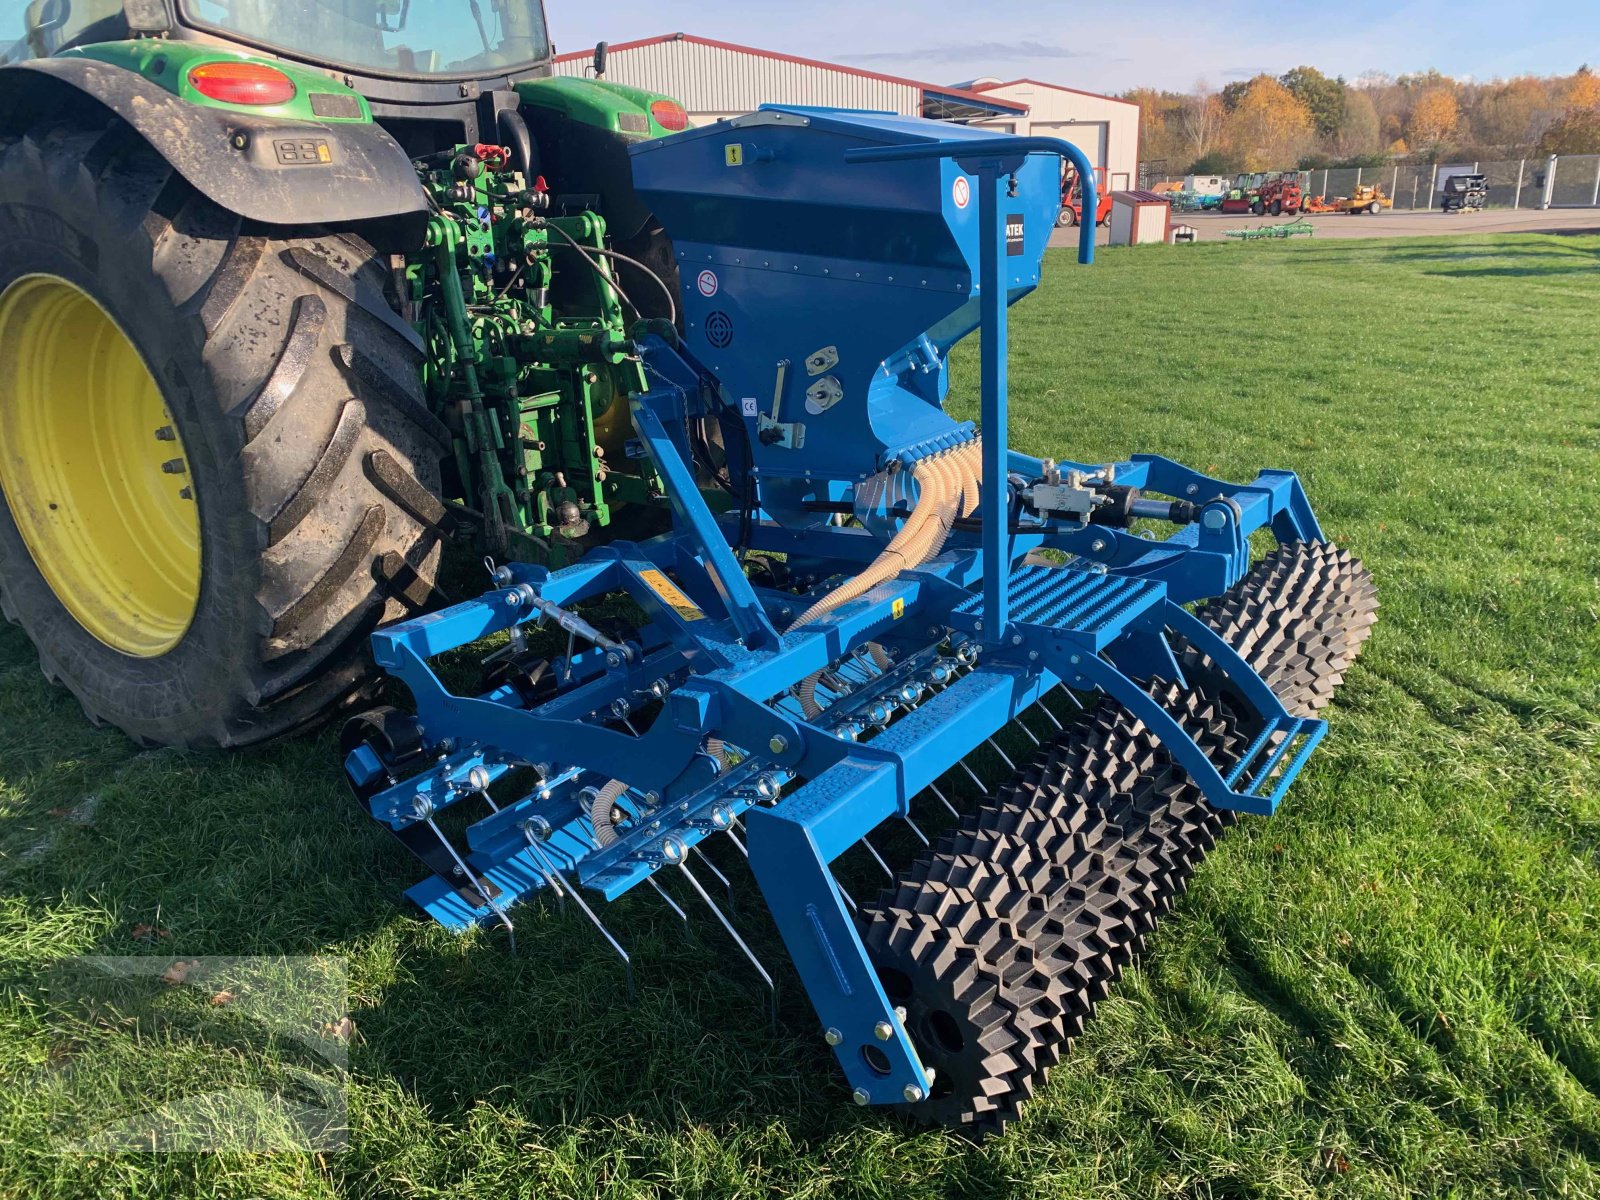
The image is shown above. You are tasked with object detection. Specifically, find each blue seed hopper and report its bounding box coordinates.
[343,104,1376,1135]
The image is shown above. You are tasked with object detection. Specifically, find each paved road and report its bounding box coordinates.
[1050,206,1600,247]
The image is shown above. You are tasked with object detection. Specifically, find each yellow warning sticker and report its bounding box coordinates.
[725,144,745,167]
[892,598,906,620]
[640,569,705,622]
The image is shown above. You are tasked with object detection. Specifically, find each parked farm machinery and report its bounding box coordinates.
[0,3,1376,1137]
[1440,173,1488,213]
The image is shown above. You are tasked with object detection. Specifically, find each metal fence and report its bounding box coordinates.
[1145,155,1600,211]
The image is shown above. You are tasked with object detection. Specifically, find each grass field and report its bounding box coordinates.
[1,233,1597,1199]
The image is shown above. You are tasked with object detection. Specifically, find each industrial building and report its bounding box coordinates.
[552,33,1138,188]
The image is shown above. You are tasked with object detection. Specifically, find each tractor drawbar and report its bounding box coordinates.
[342,107,1376,1134]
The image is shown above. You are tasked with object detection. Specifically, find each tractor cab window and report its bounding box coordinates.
[6,0,127,60]
[179,0,550,79]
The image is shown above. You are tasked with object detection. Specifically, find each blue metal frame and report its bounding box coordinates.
[347,114,1336,1110]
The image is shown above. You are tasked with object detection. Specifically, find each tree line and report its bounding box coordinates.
[1127,66,1600,175]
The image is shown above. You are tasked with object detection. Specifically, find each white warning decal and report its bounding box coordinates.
[952,176,971,210]
[697,269,719,298]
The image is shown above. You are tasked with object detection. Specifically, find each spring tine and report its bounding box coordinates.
[520,835,568,914]
[1015,718,1042,747]
[622,717,642,737]
[901,814,930,846]
[556,859,635,1001]
[985,738,1018,773]
[959,759,988,793]
[928,782,961,820]
[428,817,515,953]
[679,863,774,996]
[691,844,738,911]
[1035,702,1066,731]
[836,879,859,913]
[859,834,895,883]
[1051,685,1084,710]
[647,877,689,923]
[724,828,750,858]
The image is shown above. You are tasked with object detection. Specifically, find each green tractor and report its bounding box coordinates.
[0,1,689,747]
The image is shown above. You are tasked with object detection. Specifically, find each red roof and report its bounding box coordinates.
[553,33,1028,114]
[971,78,1139,109]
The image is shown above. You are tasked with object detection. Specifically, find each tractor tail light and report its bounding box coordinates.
[650,100,689,132]
[189,62,298,107]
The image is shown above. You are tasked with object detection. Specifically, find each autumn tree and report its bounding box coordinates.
[1567,68,1600,109]
[1538,106,1600,154]
[1471,77,1557,151]
[1408,86,1460,158]
[1280,65,1347,137]
[1336,88,1383,157]
[1178,83,1226,162]
[1222,76,1314,170]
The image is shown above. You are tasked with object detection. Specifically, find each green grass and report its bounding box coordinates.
[2,233,1598,1199]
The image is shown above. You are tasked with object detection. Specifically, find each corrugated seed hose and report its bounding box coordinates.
[589,779,630,847]
[790,439,983,631]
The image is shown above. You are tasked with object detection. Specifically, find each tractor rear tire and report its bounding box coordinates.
[0,112,445,748]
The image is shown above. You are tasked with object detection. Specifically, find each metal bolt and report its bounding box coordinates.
[1202,508,1228,531]
[769,735,789,754]
[1186,483,1200,495]
[644,791,661,807]
[874,1021,894,1041]
[605,652,622,668]
[1091,539,1108,553]
[161,459,186,475]
[903,1085,925,1103]
[894,1006,907,1022]
[1028,650,1039,661]
[852,1087,871,1106]
[505,591,522,608]
[1070,654,1081,665]
[824,1027,844,1046]
[1011,635,1023,646]
[154,426,176,442]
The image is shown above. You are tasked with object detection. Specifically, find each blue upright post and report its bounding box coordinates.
[976,160,1010,646]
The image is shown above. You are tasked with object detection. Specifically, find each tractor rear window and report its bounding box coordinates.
[180,1,550,79]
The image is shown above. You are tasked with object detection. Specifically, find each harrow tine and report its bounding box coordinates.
[678,862,775,1013]
[557,859,636,1001]
[958,759,988,793]
[859,834,896,883]
[724,828,750,858]
[427,817,516,953]
[691,844,738,910]
[1035,701,1066,731]
[928,782,961,820]
[901,814,930,846]
[1014,717,1042,747]
[519,829,568,914]
[647,877,689,923]
[984,738,1018,773]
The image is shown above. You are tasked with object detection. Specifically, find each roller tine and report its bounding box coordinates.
[985,738,1018,773]
[959,759,989,793]
[428,817,515,953]
[859,834,896,883]
[928,782,961,820]
[901,814,930,846]
[679,862,775,1012]
[647,877,688,923]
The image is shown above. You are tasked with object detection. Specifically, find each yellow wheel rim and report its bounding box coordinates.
[0,275,201,658]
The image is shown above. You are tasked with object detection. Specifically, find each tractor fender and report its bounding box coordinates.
[0,57,427,242]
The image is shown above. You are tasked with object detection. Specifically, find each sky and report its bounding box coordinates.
[550,1,1600,93]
